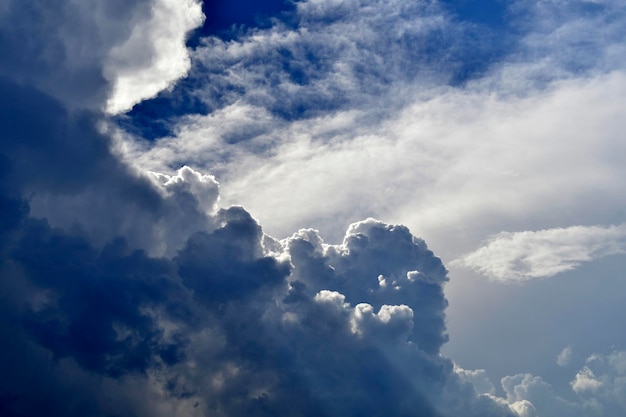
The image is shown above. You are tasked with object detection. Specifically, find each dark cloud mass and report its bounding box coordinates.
[0,0,525,416]
[2,188,517,416]
[0,87,514,415]
[0,157,518,416]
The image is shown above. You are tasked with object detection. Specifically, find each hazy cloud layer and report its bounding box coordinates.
[120,0,626,262]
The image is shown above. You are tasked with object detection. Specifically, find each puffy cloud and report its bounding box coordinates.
[0,0,202,112]
[105,0,204,113]
[570,351,626,414]
[0,180,519,416]
[454,224,626,281]
[0,80,511,415]
[501,373,584,417]
[493,350,626,417]
[455,365,496,396]
[571,367,603,394]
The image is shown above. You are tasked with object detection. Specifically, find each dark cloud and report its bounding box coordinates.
[0,174,516,416]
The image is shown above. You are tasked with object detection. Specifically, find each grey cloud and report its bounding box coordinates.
[557,346,574,367]
[286,219,449,354]
[0,162,517,416]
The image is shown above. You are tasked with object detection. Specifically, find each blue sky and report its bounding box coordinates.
[1,1,626,416]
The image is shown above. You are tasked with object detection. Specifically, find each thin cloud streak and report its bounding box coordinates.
[454,224,626,281]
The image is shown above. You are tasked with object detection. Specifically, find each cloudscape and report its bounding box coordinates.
[1,0,626,416]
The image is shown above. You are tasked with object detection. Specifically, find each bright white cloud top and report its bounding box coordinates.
[105,0,204,114]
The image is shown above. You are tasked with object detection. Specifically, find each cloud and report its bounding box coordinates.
[0,65,511,415]
[105,0,204,114]
[455,365,496,395]
[501,373,583,417]
[0,0,203,113]
[557,346,574,367]
[116,0,626,259]
[496,350,626,417]
[2,0,626,416]
[0,179,519,416]
[454,224,626,281]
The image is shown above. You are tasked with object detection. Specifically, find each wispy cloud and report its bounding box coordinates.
[455,224,626,281]
[118,0,626,251]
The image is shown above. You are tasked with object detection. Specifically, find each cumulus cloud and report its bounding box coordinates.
[454,224,626,281]
[0,0,203,112]
[0,62,512,415]
[455,365,496,395]
[495,350,626,417]
[105,0,204,113]
[0,179,520,416]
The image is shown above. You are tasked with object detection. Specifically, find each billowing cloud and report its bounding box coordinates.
[0,0,203,113]
[454,224,626,281]
[0,57,514,415]
[0,176,519,416]
[105,0,204,114]
[497,350,626,417]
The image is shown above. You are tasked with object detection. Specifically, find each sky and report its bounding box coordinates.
[1,0,626,416]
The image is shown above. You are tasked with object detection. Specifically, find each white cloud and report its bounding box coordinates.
[455,365,496,395]
[104,0,204,113]
[501,373,583,417]
[454,224,626,281]
[571,366,603,394]
[116,0,626,262]
[0,0,203,112]
[571,351,626,413]
[557,346,574,367]
[495,351,626,417]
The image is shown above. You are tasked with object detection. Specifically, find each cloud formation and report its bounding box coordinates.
[0,177,518,416]
[118,0,626,261]
[2,0,626,416]
[105,0,204,113]
[0,0,203,113]
[455,224,626,281]
[499,350,626,417]
[0,18,514,410]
